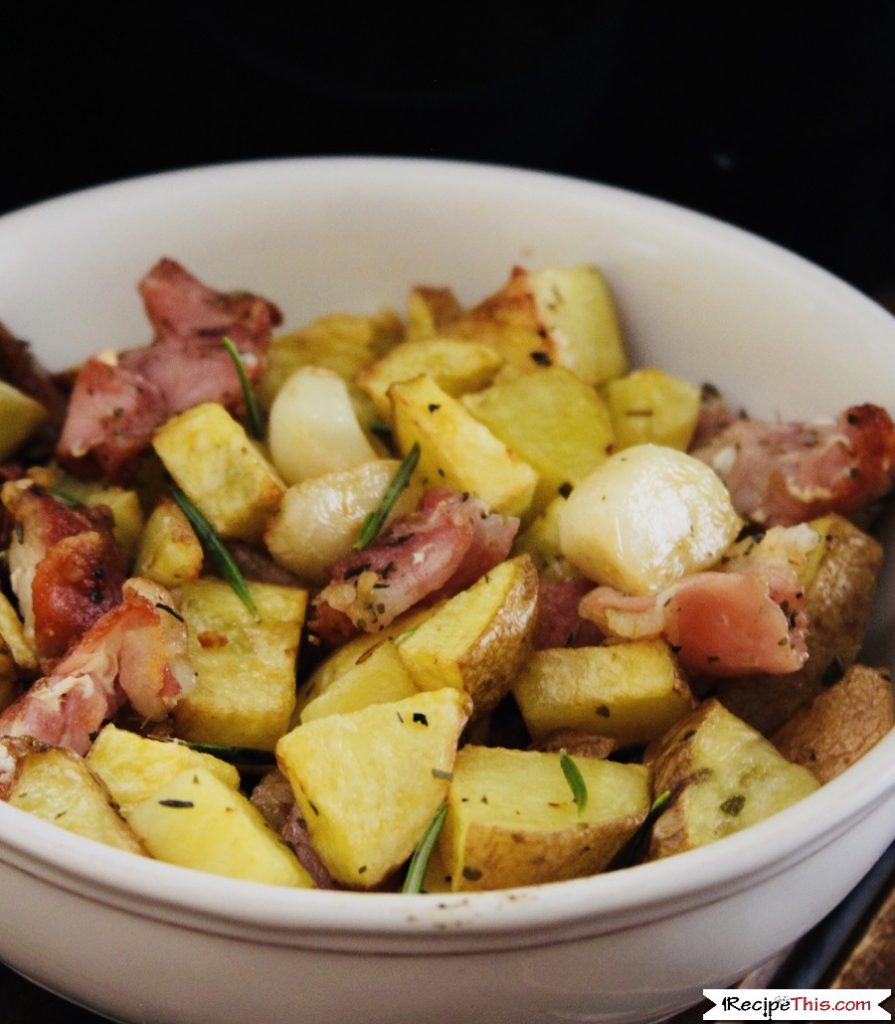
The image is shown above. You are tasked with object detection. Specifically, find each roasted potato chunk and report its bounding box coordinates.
[604,367,701,451]
[127,767,314,887]
[87,724,240,815]
[448,264,628,385]
[5,742,146,854]
[153,402,285,542]
[134,495,203,588]
[771,664,895,782]
[645,699,819,859]
[398,554,539,715]
[299,640,419,723]
[173,578,308,751]
[390,374,538,518]
[0,380,48,461]
[277,688,471,888]
[441,745,649,891]
[462,366,614,516]
[358,337,504,422]
[513,640,696,748]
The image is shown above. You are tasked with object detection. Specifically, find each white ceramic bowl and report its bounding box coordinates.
[0,158,894,1024]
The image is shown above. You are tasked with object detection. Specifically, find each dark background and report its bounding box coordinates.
[3,5,895,300]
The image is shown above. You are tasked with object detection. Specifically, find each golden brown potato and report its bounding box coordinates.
[440,745,649,891]
[715,514,884,734]
[512,640,696,748]
[4,741,147,854]
[771,664,894,782]
[405,286,463,341]
[645,699,819,859]
[447,264,628,385]
[398,554,539,715]
[277,688,471,888]
[134,495,203,588]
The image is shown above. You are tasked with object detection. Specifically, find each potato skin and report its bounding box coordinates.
[772,664,895,782]
[645,699,819,860]
[715,514,884,734]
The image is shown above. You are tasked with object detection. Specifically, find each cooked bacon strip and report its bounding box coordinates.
[2,480,126,666]
[56,357,166,481]
[534,577,604,650]
[57,259,282,481]
[688,382,736,451]
[579,525,816,677]
[309,489,518,646]
[0,579,195,755]
[691,404,895,526]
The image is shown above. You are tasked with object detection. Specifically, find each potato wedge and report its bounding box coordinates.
[398,554,539,715]
[448,265,628,385]
[357,337,504,422]
[173,578,308,751]
[645,699,819,859]
[5,742,146,854]
[440,745,649,891]
[406,286,462,341]
[771,664,895,782]
[298,601,445,710]
[134,495,203,588]
[0,380,48,461]
[264,459,422,584]
[715,514,884,734]
[87,724,240,815]
[153,402,285,542]
[513,640,696,747]
[604,367,701,451]
[390,374,538,518]
[127,767,314,887]
[462,366,614,516]
[277,687,471,888]
[299,640,419,723]
[559,444,742,593]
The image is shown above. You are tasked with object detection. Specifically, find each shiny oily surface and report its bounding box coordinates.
[0,158,894,1024]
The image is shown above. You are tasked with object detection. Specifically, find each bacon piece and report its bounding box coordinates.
[692,404,895,526]
[309,489,518,646]
[57,259,282,481]
[2,480,126,666]
[534,577,604,650]
[0,579,195,755]
[688,383,736,451]
[579,525,816,678]
[57,357,167,482]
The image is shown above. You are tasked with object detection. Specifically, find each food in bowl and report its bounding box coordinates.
[0,250,892,897]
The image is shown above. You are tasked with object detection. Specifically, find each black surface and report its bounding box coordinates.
[3,5,895,295]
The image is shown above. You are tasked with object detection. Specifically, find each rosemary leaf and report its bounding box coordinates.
[47,487,84,508]
[560,749,588,816]
[222,335,264,440]
[353,442,420,550]
[169,484,260,620]
[402,801,448,894]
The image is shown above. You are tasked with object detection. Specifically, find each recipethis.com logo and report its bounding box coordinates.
[702,989,891,1021]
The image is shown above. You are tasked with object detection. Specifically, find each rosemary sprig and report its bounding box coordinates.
[47,487,84,508]
[402,801,448,894]
[353,442,420,550]
[560,749,588,816]
[169,484,260,620]
[222,335,264,440]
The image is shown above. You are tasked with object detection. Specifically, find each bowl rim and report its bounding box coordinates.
[0,155,894,950]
